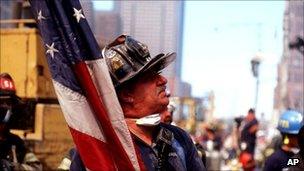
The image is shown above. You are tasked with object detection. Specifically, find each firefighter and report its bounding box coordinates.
[202,123,222,170]
[61,35,205,170]
[238,109,258,171]
[264,110,303,171]
[240,108,259,156]
[0,73,41,171]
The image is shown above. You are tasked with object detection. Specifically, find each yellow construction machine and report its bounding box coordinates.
[0,17,74,169]
[170,97,205,134]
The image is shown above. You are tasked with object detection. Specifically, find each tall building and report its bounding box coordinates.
[0,1,23,28]
[0,1,14,21]
[80,0,94,32]
[179,81,192,97]
[273,1,304,120]
[115,1,184,96]
[0,1,35,28]
[94,11,121,48]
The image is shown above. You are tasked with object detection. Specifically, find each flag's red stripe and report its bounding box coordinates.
[72,62,135,170]
[69,127,116,171]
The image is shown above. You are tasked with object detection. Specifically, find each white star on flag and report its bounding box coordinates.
[37,10,46,21]
[46,43,59,58]
[73,8,85,23]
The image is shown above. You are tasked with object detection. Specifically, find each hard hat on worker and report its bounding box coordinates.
[277,110,303,134]
[0,73,20,101]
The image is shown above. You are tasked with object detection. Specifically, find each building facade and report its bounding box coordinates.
[94,11,121,48]
[115,1,184,96]
[80,0,94,32]
[0,1,14,21]
[273,1,304,120]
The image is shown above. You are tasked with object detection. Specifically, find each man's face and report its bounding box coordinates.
[246,112,255,121]
[126,71,169,117]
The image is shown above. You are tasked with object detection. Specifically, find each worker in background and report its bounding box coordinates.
[239,108,258,171]
[264,110,303,171]
[0,73,41,171]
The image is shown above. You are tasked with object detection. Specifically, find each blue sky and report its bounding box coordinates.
[182,1,285,119]
[93,1,286,120]
[93,1,113,11]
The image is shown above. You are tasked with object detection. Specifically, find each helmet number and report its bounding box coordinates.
[279,119,289,128]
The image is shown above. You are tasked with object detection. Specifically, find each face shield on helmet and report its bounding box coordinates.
[102,35,176,87]
[277,110,304,135]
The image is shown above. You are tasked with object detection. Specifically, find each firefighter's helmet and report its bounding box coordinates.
[0,73,19,100]
[277,110,303,135]
[102,35,176,87]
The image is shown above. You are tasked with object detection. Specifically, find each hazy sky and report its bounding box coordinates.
[182,1,285,120]
[93,1,286,120]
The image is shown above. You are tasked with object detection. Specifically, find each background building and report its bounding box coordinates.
[0,1,14,21]
[94,11,121,48]
[80,0,94,32]
[273,1,304,122]
[0,1,33,28]
[179,81,192,97]
[114,1,185,96]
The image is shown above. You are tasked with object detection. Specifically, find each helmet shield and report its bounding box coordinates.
[0,73,22,105]
[102,35,176,87]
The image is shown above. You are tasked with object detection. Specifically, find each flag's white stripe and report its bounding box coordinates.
[53,80,106,142]
[86,58,140,171]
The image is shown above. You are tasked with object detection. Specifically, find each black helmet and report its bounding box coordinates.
[102,35,176,87]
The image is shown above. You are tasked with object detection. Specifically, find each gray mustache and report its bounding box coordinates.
[157,86,166,94]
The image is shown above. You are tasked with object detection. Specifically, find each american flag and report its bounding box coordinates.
[29,0,141,170]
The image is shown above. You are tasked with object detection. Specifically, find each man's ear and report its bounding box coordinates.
[118,90,134,104]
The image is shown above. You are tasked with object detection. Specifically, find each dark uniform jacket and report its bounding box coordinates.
[240,118,258,154]
[0,131,42,171]
[69,123,206,171]
[0,132,26,163]
[264,148,295,171]
[288,152,304,171]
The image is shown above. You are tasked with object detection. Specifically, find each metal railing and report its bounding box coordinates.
[0,19,36,28]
